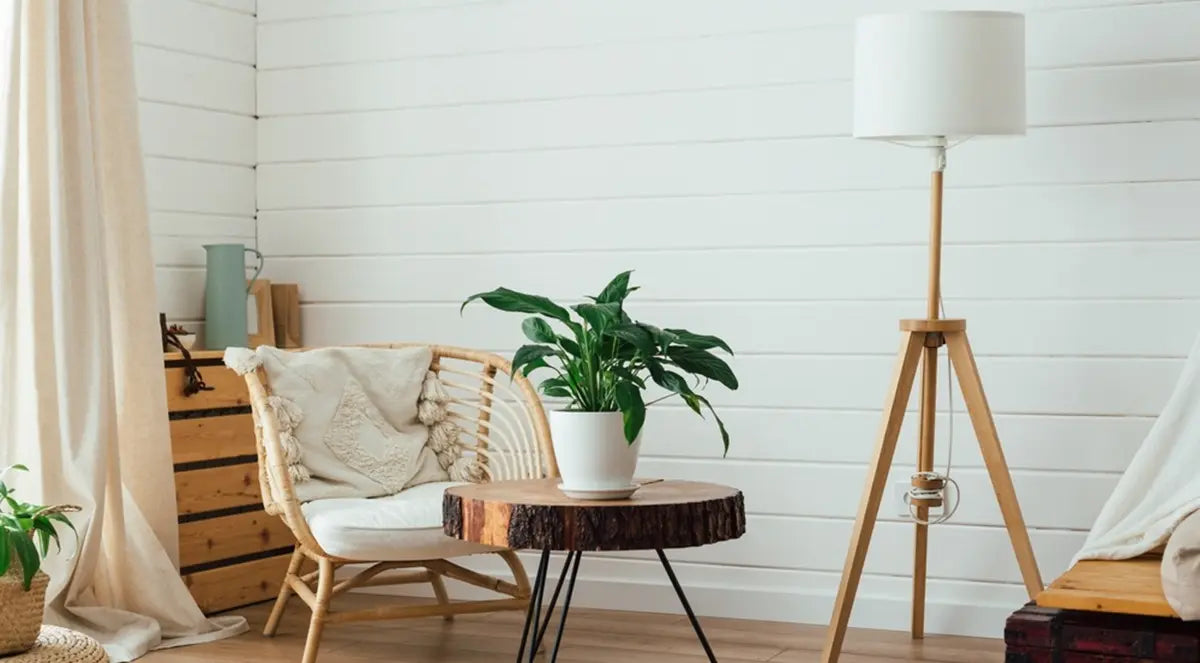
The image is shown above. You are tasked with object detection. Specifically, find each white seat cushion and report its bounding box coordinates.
[301,481,499,561]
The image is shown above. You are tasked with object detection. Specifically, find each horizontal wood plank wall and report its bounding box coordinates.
[255,0,1200,638]
[167,352,296,614]
[130,0,257,340]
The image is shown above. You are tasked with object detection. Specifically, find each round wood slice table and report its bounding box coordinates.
[443,478,745,663]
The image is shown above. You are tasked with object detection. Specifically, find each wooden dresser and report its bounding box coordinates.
[165,350,297,614]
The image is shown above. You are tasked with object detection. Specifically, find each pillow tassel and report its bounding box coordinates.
[264,394,310,482]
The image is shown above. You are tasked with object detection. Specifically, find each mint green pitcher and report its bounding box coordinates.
[203,243,264,349]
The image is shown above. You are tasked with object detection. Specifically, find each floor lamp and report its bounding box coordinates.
[822,12,1044,662]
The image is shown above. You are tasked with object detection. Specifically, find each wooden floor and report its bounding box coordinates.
[141,594,1003,662]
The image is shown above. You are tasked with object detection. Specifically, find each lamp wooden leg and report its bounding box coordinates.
[912,343,938,639]
[944,331,1044,598]
[821,331,925,663]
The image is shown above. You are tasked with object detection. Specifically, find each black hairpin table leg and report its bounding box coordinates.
[658,549,719,663]
[515,549,550,663]
[547,551,583,663]
[517,550,583,662]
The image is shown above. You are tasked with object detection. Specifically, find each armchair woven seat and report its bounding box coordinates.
[300,481,498,561]
[239,344,557,663]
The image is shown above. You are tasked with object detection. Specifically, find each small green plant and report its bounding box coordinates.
[0,464,79,590]
[462,271,738,450]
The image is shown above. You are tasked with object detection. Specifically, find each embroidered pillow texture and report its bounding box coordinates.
[242,346,449,502]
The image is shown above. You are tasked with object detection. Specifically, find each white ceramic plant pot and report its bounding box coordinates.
[549,410,642,498]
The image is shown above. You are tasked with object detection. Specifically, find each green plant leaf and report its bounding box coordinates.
[520,357,550,377]
[637,324,677,351]
[32,516,60,554]
[461,287,573,324]
[540,376,569,390]
[511,345,559,376]
[596,270,635,304]
[691,393,731,454]
[665,329,734,355]
[572,302,621,332]
[35,529,49,557]
[667,346,739,390]
[521,317,558,344]
[541,385,573,398]
[45,513,77,541]
[614,382,646,443]
[539,376,574,399]
[558,336,581,357]
[0,529,9,577]
[0,513,22,532]
[646,359,694,396]
[604,323,656,356]
[10,533,39,590]
[608,365,647,390]
[0,464,28,476]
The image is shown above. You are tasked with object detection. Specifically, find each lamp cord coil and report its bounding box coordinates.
[905,295,960,526]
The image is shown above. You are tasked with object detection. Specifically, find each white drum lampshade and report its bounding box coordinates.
[853,11,1026,141]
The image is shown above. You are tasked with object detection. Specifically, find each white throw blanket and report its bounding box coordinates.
[1075,332,1200,562]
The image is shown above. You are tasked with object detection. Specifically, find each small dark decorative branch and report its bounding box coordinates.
[160,313,212,397]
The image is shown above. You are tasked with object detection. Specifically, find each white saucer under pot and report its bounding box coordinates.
[557,483,640,500]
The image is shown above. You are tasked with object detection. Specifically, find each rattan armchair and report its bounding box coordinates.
[241,344,557,663]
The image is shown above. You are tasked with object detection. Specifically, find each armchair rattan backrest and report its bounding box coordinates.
[240,344,557,557]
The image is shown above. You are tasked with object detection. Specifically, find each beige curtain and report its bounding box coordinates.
[0,1,245,660]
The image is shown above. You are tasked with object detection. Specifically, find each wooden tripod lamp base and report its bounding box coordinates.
[832,9,1038,663]
[819,317,1045,663]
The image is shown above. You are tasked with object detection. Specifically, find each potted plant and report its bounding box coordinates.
[0,464,79,655]
[462,271,738,498]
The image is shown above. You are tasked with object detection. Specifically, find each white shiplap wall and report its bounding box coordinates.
[254,0,1200,638]
[131,0,256,336]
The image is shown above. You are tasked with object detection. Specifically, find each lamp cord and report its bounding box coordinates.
[904,287,962,526]
[881,134,969,526]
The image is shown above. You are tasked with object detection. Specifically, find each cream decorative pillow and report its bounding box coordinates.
[225,346,449,502]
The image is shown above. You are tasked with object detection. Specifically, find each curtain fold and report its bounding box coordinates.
[0,1,246,659]
[1075,330,1200,562]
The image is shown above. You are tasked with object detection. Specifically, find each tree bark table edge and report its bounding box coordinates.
[442,478,746,551]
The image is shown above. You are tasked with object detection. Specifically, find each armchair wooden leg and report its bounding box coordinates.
[430,571,454,621]
[264,547,306,637]
[302,558,334,663]
[499,549,531,598]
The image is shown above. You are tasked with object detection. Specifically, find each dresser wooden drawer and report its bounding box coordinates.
[164,351,294,615]
[164,364,249,412]
[170,414,256,466]
[183,555,313,615]
[179,511,294,569]
[175,463,262,517]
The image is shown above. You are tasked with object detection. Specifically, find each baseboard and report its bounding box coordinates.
[345,553,1022,639]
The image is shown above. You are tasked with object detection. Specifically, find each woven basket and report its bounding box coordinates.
[3,626,107,663]
[0,564,50,656]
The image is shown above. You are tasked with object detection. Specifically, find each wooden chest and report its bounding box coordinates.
[1006,603,1200,662]
[165,351,296,614]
